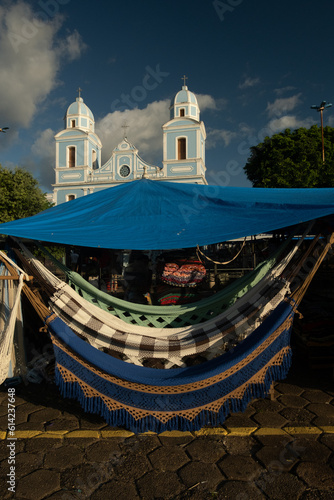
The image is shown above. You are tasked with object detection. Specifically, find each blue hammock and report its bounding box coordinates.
[47,300,294,433]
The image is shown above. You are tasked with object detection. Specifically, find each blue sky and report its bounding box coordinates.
[0,0,334,192]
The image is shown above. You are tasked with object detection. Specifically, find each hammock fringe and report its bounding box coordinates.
[54,349,291,433]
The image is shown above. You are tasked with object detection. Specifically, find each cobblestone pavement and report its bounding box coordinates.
[1,352,334,500]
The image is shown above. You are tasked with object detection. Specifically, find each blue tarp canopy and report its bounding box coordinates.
[1,179,334,250]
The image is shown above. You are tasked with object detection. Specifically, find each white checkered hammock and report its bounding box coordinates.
[14,233,323,368]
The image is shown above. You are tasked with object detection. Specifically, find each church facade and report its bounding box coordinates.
[53,84,207,205]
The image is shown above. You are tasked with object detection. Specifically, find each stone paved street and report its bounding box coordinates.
[1,353,334,500]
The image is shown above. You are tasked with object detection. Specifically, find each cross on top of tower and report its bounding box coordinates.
[77,87,83,99]
[122,122,129,139]
[181,75,188,87]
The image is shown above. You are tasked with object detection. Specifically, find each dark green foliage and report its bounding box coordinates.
[244,125,334,188]
[0,165,53,223]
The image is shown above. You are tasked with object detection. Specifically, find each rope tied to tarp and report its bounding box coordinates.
[196,238,247,265]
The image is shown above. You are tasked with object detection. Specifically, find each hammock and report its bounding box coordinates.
[35,233,297,327]
[49,276,290,368]
[0,252,29,384]
[48,233,325,368]
[16,233,333,432]
[47,300,294,432]
[15,232,320,368]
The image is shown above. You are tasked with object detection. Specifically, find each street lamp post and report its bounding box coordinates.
[310,101,332,162]
[0,127,9,133]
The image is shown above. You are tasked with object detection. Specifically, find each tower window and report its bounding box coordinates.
[92,149,97,169]
[71,120,76,128]
[120,165,130,177]
[68,147,75,168]
[178,138,186,160]
[67,194,75,202]
[180,108,185,117]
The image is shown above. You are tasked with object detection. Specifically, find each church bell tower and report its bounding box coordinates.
[162,77,207,184]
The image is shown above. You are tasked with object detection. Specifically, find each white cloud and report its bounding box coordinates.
[328,115,334,127]
[20,127,56,190]
[31,128,55,158]
[197,94,228,112]
[274,86,297,96]
[58,30,86,61]
[266,115,315,134]
[96,93,223,164]
[96,100,170,165]
[238,122,255,137]
[206,128,237,148]
[266,93,302,118]
[0,1,86,128]
[197,94,219,111]
[239,76,260,89]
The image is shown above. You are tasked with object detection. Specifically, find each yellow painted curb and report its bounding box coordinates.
[101,430,135,438]
[35,431,68,438]
[254,428,289,436]
[159,430,194,438]
[195,428,228,436]
[12,431,42,439]
[317,426,334,434]
[225,427,258,436]
[64,430,101,438]
[1,426,332,439]
[283,426,322,435]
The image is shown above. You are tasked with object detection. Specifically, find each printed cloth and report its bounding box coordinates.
[160,260,206,287]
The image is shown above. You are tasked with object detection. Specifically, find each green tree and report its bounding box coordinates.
[0,165,53,223]
[244,125,334,188]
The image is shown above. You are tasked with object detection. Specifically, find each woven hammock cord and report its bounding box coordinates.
[291,232,334,306]
[0,250,30,280]
[0,269,24,384]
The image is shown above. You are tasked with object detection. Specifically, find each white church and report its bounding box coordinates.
[52,82,207,205]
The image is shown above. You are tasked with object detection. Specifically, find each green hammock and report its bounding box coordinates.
[37,236,294,328]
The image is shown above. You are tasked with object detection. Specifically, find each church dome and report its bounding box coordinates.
[67,97,94,120]
[170,84,200,121]
[65,96,95,132]
[173,86,198,106]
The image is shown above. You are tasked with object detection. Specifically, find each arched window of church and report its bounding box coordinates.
[92,149,97,169]
[180,108,185,117]
[67,194,75,202]
[178,138,186,160]
[71,120,75,128]
[68,147,75,168]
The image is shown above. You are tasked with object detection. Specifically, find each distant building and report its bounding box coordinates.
[52,84,207,205]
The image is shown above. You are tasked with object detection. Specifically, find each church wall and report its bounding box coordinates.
[114,154,133,181]
[87,139,100,170]
[166,163,197,177]
[58,139,85,168]
[175,105,189,116]
[54,86,207,204]
[165,119,194,128]
[166,130,197,159]
[58,168,85,184]
[67,118,76,128]
[56,188,85,204]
